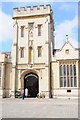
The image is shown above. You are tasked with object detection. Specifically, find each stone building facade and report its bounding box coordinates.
[0,4,80,98]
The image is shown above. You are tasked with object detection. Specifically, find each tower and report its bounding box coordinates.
[11,4,54,98]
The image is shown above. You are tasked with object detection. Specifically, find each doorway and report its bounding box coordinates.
[24,72,39,97]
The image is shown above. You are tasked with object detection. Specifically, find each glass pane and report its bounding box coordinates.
[64,65,66,76]
[70,65,73,76]
[21,27,24,37]
[71,77,73,87]
[21,48,24,58]
[67,65,69,76]
[60,77,63,87]
[74,77,77,87]
[39,48,41,57]
[60,65,63,76]
[22,49,24,58]
[29,23,33,29]
[68,77,70,87]
[38,25,41,36]
[64,77,66,87]
[74,65,76,76]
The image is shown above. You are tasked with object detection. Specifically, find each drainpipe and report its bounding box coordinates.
[50,62,52,98]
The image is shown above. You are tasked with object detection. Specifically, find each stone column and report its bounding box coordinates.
[11,67,16,98]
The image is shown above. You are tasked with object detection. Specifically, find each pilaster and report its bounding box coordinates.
[11,67,16,98]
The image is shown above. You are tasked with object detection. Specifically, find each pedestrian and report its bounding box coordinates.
[25,88,28,97]
[22,89,24,100]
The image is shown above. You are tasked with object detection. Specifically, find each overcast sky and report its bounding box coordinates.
[0,2,78,52]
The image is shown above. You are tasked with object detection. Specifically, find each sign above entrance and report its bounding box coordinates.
[25,73,38,79]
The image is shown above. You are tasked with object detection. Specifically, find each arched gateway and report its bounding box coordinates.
[24,72,39,97]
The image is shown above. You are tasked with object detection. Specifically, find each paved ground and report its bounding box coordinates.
[1,98,78,118]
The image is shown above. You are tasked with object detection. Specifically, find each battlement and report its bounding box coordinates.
[13,4,53,19]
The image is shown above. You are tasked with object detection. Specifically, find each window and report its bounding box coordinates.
[60,65,63,87]
[64,65,66,87]
[70,65,73,87]
[74,65,77,87]
[0,66,1,87]
[20,47,24,58]
[28,23,34,38]
[21,26,24,37]
[60,63,77,87]
[29,47,33,64]
[38,46,42,57]
[29,23,34,30]
[67,65,70,87]
[65,49,69,54]
[38,25,41,36]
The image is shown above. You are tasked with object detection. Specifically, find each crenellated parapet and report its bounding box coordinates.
[13,4,53,19]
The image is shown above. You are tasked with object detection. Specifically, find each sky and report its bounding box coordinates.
[0,2,78,52]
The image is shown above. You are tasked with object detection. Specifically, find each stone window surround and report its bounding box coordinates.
[20,47,24,58]
[59,62,77,88]
[37,46,42,57]
[38,24,42,36]
[21,26,25,37]
[65,49,69,54]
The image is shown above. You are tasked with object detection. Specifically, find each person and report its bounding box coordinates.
[25,88,28,97]
[22,89,24,100]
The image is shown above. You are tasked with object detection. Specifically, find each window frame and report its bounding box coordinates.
[20,47,24,58]
[60,63,77,88]
[29,47,33,64]
[60,65,63,87]
[38,24,42,36]
[21,26,24,37]
[37,46,42,57]
[28,23,34,30]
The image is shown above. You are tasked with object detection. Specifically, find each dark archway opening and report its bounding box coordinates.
[24,72,39,98]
